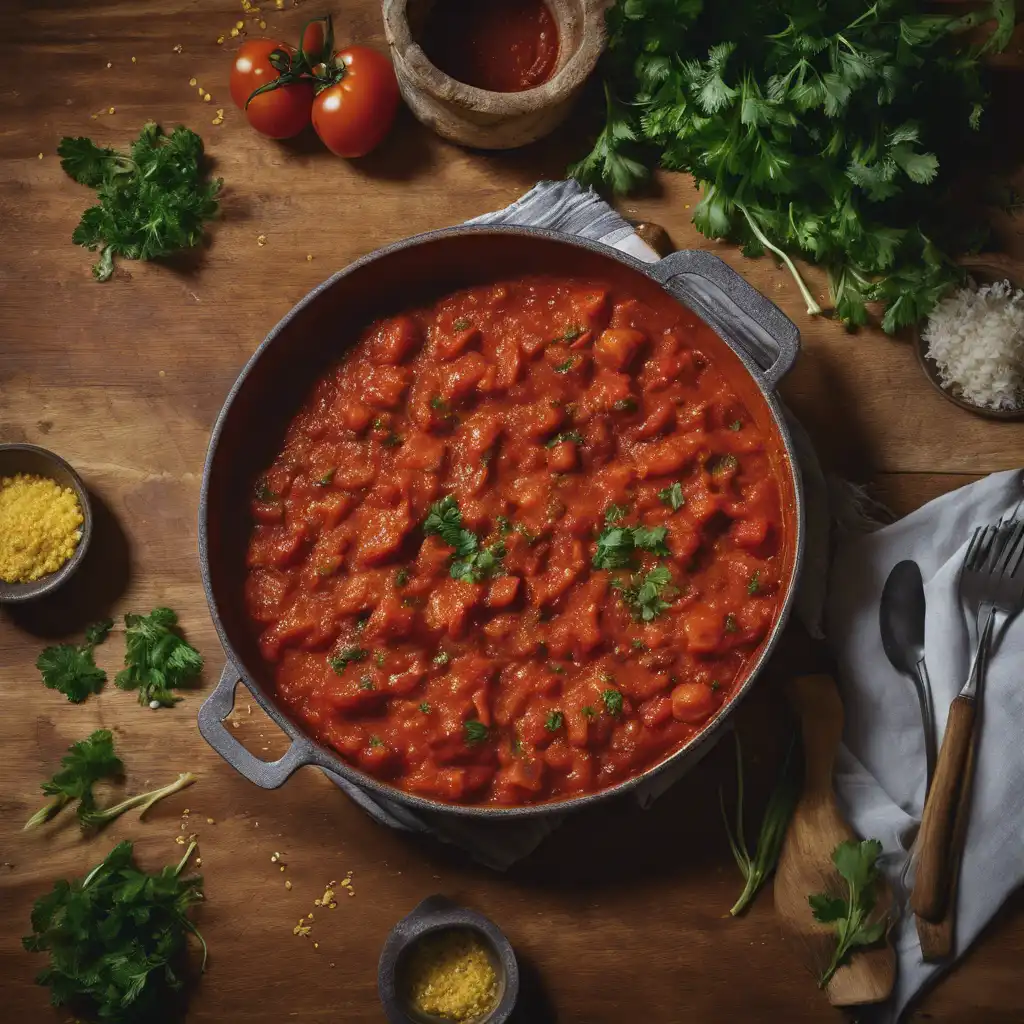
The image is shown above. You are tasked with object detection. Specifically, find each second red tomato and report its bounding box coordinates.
[311,47,400,158]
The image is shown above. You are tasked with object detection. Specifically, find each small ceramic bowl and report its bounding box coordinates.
[382,0,608,150]
[0,444,93,603]
[915,258,1024,421]
[379,895,519,1024]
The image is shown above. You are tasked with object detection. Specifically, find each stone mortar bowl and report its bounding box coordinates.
[381,0,610,150]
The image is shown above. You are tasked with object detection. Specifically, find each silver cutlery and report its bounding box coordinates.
[912,519,1024,923]
[879,560,937,789]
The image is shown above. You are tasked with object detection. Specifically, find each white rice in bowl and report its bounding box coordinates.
[922,279,1024,411]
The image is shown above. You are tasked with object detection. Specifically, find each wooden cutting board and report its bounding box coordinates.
[774,674,896,1006]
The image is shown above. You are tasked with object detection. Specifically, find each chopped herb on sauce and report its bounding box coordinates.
[604,503,628,524]
[554,358,574,373]
[254,481,278,502]
[453,317,472,331]
[658,482,685,511]
[382,433,403,448]
[359,676,375,691]
[602,689,624,716]
[545,430,584,448]
[430,396,449,411]
[419,702,432,714]
[582,705,596,720]
[328,647,368,674]
[373,650,387,667]
[613,397,638,413]
[729,420,743,431]
[747,572,760,596]
[545,710,564,732]
[559,325,584,342]
[613,565,675,622]
[711,454,739,475]
[369,735,384,748]
[395,568,410,587]
[433,650,450,667]
[315,468,335,486]
[464,719,489,745]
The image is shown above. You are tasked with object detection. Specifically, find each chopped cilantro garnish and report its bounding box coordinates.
[395,568,410,587]
[602,689,624,716]
[613,397,638,413]
[453,317,471,331]
[423,496,506,583]
[582,705,596,720]
[254,480,278,502]
[747,572,760,596]
[711,454,739,475]
[418,702,432,713]
[545,710,564,732]
[658,482,685,511]
[328,647,368,674]
[554,358,574,374]
[430,396,448,411]
[613,565,676,622]
[433,650,450,667]
[729,420,743,431]
[710,680,721,692]
[373,650,386,667]
[382,433,403,448]
[369,735,384,749]
[359,676,375,691]
[545,430,585,449]
[315,468,335,487]
[464,719,489,745]
[604,503,629,524]
[593,521,669,570]
[631,638,647,651]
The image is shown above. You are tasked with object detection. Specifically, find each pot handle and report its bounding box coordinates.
[650,249,800,391]
[197,663,319,789]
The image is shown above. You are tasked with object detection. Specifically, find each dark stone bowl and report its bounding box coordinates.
[379,895,519,1024]
[0,444,93,603]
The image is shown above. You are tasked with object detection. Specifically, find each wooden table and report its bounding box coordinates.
[2,3,1023,1022]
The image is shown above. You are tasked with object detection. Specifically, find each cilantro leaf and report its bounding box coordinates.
[464,719,489,745]
[37,644,106,703]
[328,647,368,674]
[59,123,221,282]
[114,607,203,708]
[424,496,505,582]
[451,542,506,584]
[658,482,685,511]
[810,839,888,988]
[23,839,206,1022]
[593,521,669,570]
[632,525,670,555]
[545,710,564,732]
[613,564,676,621]
[601,689,624,716]
[24,729,123,830]
[36,619,113,703]
[545,430,585,449]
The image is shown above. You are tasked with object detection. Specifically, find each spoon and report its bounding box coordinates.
[879,560,937,787]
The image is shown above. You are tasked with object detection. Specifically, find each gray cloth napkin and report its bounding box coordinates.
[327,179,828,870]
[828,468,1024,1022]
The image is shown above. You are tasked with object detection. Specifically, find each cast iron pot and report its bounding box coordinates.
[198,226,805,818]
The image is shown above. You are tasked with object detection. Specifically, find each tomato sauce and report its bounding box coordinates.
[422,0,559,93]
[244,276,788,806]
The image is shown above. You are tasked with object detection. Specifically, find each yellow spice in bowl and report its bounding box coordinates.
[405,928,499,1022]
[0,474,84,583]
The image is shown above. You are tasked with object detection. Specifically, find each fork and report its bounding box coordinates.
[911,519,1024,923]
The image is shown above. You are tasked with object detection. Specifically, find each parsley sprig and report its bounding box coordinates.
[59,123,221,282]
[571,0,1017,332]
[115,608,203,708]
[612,565,676,621]
[593,507,670,570]
[423,496,506,583]
[36,619,113,703]
[810,839,889,987]
[23,839,206,1023]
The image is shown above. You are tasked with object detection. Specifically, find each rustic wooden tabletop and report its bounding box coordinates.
[2,3,1023,1022]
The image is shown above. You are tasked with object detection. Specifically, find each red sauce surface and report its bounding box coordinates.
[244,276,788,806]
[422,0,559,93]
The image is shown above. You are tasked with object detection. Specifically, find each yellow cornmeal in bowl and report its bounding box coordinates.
[0,474,84,583]
[405,928,499,1022]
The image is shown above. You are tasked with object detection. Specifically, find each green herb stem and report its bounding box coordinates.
[738,205,822,316]
[79,772,196,829]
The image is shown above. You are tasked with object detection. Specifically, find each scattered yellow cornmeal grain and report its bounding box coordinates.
[37,153,43,160]
[285,879,292,890]
[132,56,137,63]
[108,107,116,114]
[217,35,225,44]
[257,234,267,247]
[236,19,245,28]
[405,929,499,1023]
[204,93,212,102]
[173,44,183,53]
[106,62,113,68]
[306,254,313,261]
[0,474,83,583]
[189,77,197,86]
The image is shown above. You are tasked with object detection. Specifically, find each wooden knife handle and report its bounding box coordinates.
[916,724,979,960]
[911,695,976,922]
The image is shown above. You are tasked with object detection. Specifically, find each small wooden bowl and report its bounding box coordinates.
[378,895,519,1024]
[382,0,608,150]
[0,444,93,603]
[915,257,1024,421]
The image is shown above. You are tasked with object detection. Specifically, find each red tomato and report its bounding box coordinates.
[301,20,328,64]
[230,39,292,109]
[311,47,400,158]
[231,39,313,139]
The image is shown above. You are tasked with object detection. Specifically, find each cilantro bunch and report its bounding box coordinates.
[24,840,206,1024]
[571,0,1017,332]
[115,607,204,708]
[37,619,113,703]
[59,122,222,281]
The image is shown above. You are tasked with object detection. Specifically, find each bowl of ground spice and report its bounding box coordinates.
[0,444,93,602]
[379,895,518,1024]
